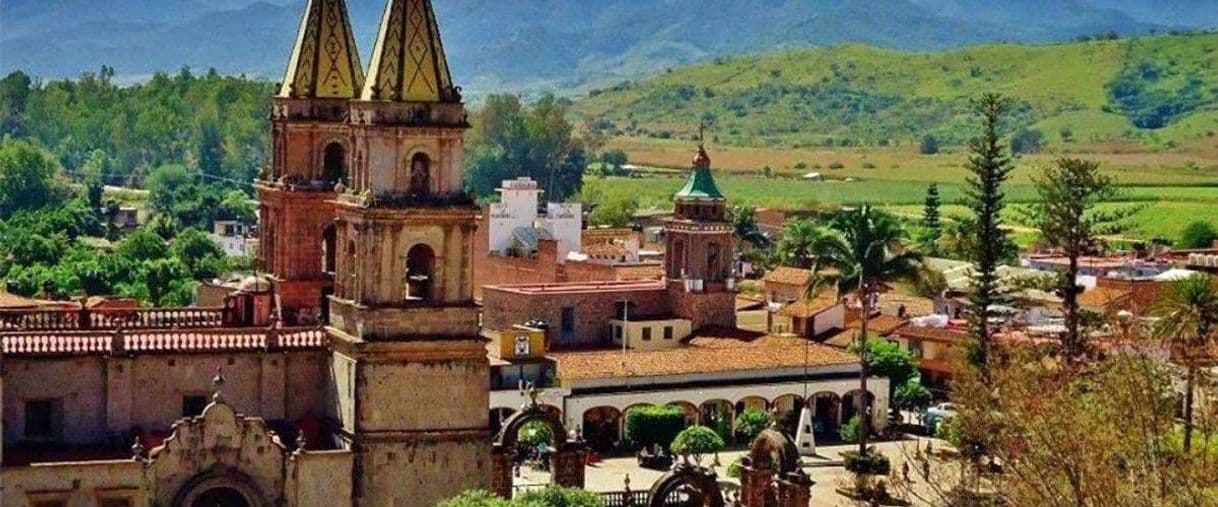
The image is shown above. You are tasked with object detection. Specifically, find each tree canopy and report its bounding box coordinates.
[465,94,588,202]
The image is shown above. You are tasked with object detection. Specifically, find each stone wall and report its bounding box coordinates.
[667,284,737,330]
[481,286,670,349]
[3,351,327,445]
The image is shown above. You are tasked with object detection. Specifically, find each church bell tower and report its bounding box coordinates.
[257,0,364,324]
[323,0,490,505]
[665,144,738,329]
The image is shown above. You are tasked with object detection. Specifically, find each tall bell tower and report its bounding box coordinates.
[665,144,738,329]
[257,0,364,324]
[324,0,489,505]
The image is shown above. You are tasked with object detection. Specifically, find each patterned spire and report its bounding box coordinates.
[361,0,459,103]
[278,0,364,99]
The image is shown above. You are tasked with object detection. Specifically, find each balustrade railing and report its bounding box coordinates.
[0,307,229,331]
[1,327,326,356]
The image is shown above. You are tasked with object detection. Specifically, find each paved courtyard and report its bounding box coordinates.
[512,436,952,506]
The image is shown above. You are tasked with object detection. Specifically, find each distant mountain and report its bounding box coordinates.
[572,33,1218,149]
[1,0,1207,92]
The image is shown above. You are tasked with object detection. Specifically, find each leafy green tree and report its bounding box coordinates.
[600,149,628,175]
[142,257,192,306]
[1029,158,1130,358]
[852,339,919,418]
[218,190,256,226]
[670,425,725,463]
[840,415,863,443]
[1010,127,1045,154]
[894,377,933,419]
[437,490,511,507]
[147,164,190,213]
[1,71,33,136]
[172,228,227,280]
[518,419,554,447]
[963,93,1016,379]
[117,228,171,262]
[775,219,832,269]
[465,94,587,201]
[1178,220,1217,249]
[1152,274,1218,452]
[919,134,939,155]
[811,205,922,455]
[734,409,771,442]
[0,139,68,218]
[729,205,772,251]
[587,196,636,228]
[919,183,943,255]
[513,488,604,507]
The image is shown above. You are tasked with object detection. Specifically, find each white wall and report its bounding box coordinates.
[489,178,542,253]
[544,202,581,263]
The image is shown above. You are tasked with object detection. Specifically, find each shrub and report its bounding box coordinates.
[843,449,891,476]
[671,425,725,461]
[840,415,862,443]
[624,405,687,451]
[1178,221,1217,249]
[726,456,744,478]
[828,161,845,170]
[514,487,605,507]
[919,135,939,155]
[861,162,876,169]
[734,409,771,442]
[518,419,553,447]
[1011,128,1045,154]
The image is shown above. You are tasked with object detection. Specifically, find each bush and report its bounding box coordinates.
[439,487,604,507]
[828,161,845,170]
[726,456,743,478]
[919,135,939,155]
[670,425,725,461]
[624,405,686,451]
[1178,220,1217,249]
[840,415,862,443]
[518,419,553,447]
[843,448,891,476]
[861,162,876,169]
[734,408,771,442]
[1011,128,1045,154]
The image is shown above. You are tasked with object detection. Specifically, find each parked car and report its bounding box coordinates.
[924,402,957,435]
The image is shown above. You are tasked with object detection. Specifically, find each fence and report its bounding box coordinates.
[0,307,230,331]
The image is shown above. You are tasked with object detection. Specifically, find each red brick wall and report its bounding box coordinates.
[667,283,736,330]
[481,286,670,349]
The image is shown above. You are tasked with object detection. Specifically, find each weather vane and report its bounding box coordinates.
[698,120,710,145]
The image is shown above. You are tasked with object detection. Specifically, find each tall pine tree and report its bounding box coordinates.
[963,93,1015,381]
[919,183,943,254]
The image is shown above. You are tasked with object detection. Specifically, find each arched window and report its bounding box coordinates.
[321,225,337,274]
[408,153,430,196]
[669,239,685,279]
[405,244,436,301]
[322,142,346,183]
[707,242,722,281]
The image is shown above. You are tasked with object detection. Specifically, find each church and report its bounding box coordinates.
[1,1,489,505]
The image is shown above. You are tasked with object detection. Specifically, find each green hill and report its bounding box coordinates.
[573,33,1218,150]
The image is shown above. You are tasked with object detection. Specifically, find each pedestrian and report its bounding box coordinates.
[922,459,930,481]
[902,460,910,482]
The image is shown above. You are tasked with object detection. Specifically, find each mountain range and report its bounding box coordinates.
[3,0,1216,93]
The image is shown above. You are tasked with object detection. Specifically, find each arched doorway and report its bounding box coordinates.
[841,390,875,427]
[408,153,430,196]
[772,394,804,435]
[405,244,435,301]
[668,401,699,427]
[809,392,841,438]
[735,396,769,415]
[582,406,622,453]
[493,402,586,498]
[190,487,250,507]
[698,399,734,441]
[322,142,346,183]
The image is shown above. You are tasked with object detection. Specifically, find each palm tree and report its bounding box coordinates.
[1152,273,1218,453]
[806,205,923,456]
[775,218,830,269]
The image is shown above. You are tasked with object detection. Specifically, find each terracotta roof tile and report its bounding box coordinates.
[895,326,971,344]
[847,315,909,335]
[778,297,840,318]
[763,267,814,286]
[1078,286,1131,310]
[552,333,856,381]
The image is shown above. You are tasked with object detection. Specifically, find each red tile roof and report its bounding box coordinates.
[552,332,856,381]
[847,315,909,335]
[778,297,840,318]
[763,267,815,286]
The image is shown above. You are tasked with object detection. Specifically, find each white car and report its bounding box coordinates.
[924,402,957,434]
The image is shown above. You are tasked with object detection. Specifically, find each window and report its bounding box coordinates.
[641,327,652,341]
[408,153,431,196]
[909,341,924,359]
[322,142,347,183]
[560,307,575,335]
[183,395,209,417]
[664,326,674,340]
[24,399,62,441]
